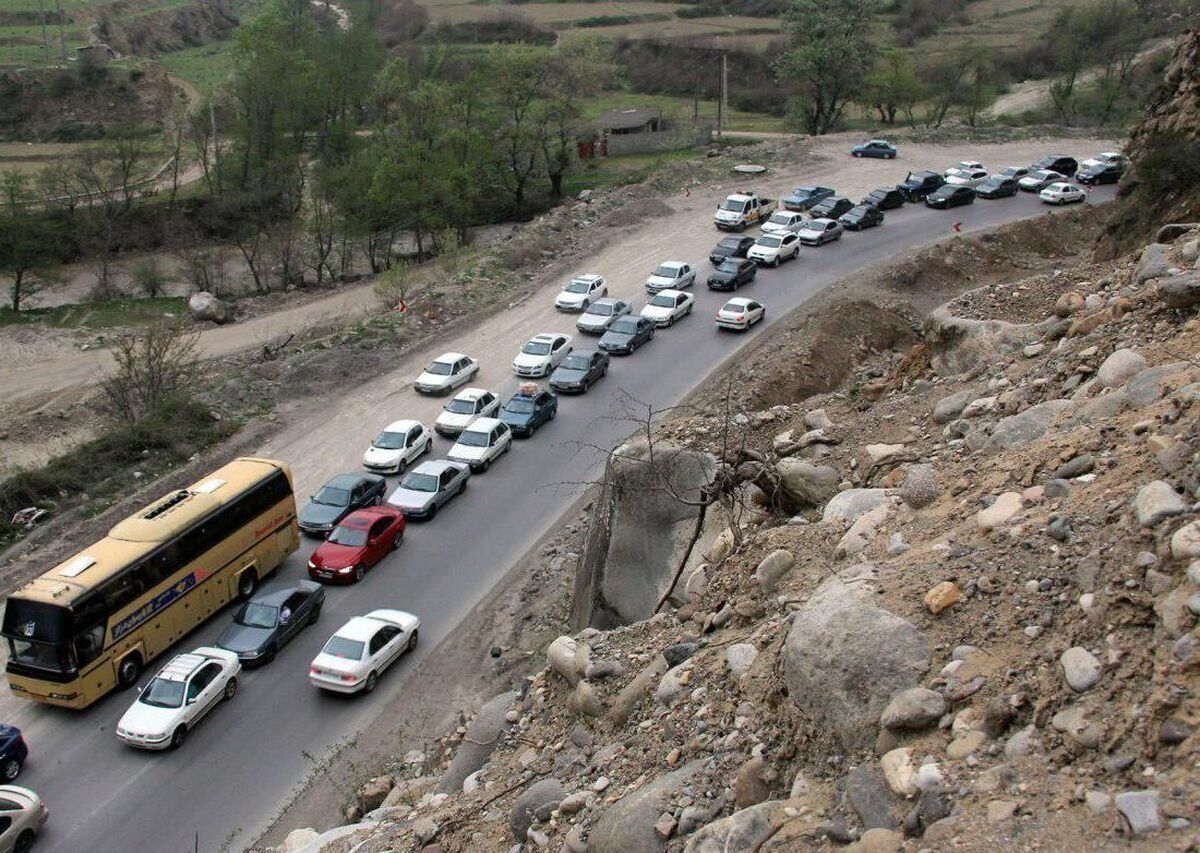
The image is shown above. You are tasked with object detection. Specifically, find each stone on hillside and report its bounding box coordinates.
[1136,243,1172,283]
[1052,454,1094,479]
[924,581,961,615]
[777,459,841,507]
[733,756,772,808]
[684,800,801,853]
[844,764,901,830]
[355,776,394,813]
[754,550,795,593]
[961,396,997,418]
[726,643,759,677]
[880,688,946,731]
[899,464,939,509]
[836,504,889,559]
[880,748,918,797]
[283,828,319,851]
[783,574,930,751]
[1133,480,1186,527]
[986,400,1074,452]
[933,390,975,424]
[1060,647,1102,692]
[1115,790,1161,836]
[823,489,890,522]
[610,656,669,725]
[1125,362,1191,407]
[1158,272,1200,308]
[547,636,589,685]
[805,408,833,430]
[853,828,904,853]
[589,762,704,853]
[865,443,906,465]
[571,681,604,718]
[1054,291,1085,317]
[436,692,516,794]
[1097,349,1148,389]
[655,664,690,704]
[1171,521,1200,559]
[188,291,231,324]
[976,492,1023,530]
[509,778,565,842]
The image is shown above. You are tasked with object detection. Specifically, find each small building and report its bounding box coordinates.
[75,44,121,63]
[595,108,662,136]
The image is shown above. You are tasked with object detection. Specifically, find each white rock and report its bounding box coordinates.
[725,643,759,677]
[976,492,1023,530]
[865,443,906,464]
[880,747,918,797]
[1060,647,1102,692]
[1133,480,1186,527]
[1097,349,1147,389]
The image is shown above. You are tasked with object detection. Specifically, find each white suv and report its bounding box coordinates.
[555,274,606,312]
[116,647,240,750]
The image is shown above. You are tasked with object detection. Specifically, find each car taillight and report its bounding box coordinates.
[341,674,357,683]
[310,667,322,676]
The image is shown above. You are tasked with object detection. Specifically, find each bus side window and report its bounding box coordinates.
[73,622,106,667]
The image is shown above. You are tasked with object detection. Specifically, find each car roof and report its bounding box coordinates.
[723,297,754,307]
[656,260,686,268]
[326,473,372,489]
[339,506,399,528]
[156,652,214,683]
[806,217,836,225]
[433,352,468,363]
[452,387,490,401]
[412,459,464,476]
[529,333,562,343]
[650,289,684,298]
[383,419,421,432]
[589,297,620,307]
[868,139,890,144]
[571,273,603,283]
[463,417,502,433]
[334,615,392,642]
[247,584,309,606]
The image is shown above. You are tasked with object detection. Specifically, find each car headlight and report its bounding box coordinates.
[307,560,317,570]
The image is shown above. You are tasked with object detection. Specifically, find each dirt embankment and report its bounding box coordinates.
[82,0,239,57]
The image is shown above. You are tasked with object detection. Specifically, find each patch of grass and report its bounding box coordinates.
[157,41,236,93]
[562,146,701,195]
[0,399,233,543]
[580,91,786,134]
[0,296,188,329]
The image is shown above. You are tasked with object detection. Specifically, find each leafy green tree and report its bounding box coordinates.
[775,0,877,135]
[0,172,66,312]
[488,45,554,215]
[861,49,922,125]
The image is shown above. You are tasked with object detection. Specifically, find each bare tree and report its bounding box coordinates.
[100,323,200,422]
[176,246,229,296]
[304,196,337,287]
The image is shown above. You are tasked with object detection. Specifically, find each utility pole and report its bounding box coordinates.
[35,0,48,57]
[52,0,67,61]
[718,51,728,140]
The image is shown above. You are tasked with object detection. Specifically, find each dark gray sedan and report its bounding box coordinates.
[385,459,470,520]
[599,315,655,355]
[298,473,386,537]
[550,349,609,393]
[215,581,325,666]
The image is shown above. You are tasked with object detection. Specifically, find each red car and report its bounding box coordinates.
[307,507,405,584]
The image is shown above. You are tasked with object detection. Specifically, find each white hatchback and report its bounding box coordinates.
[309,610,420,694]
[447,417,512,472]
[645,261,695,294]
[760,210,806,235]
[414,352,479,395]
[434,388,499,437]
[116,647,240,750]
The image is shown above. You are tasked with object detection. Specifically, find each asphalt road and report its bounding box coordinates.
[1,182,1115,853]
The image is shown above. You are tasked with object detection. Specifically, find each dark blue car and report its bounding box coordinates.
[851,139,897,159]
[0,725,27,781]
[500,388,558,438]
[782,185,835,212]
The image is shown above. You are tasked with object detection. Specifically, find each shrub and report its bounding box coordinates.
[129,257,170,297]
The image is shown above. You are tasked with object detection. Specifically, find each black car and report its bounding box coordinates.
[898,170,945,202]
[0,725,27,781]
[976,176,1018,199]
[781,185,835,212]
[708,257,757,291]
[810,196,854,219]
[708,235,756,266]
[298,473,387,537]
[925,185,976,209]
[1032,154,1078,177]
[839,204,884,231]
[851,139,897,159]
[1076,163,1121,185]
[215,581,325,666]
[549,349,609,393]
[500,388,557,437]
[861,187,906,210]
[599,315,655,355]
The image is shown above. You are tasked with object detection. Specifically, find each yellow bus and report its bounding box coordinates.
[2,457,299,709]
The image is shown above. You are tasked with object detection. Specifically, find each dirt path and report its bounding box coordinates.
[0,132,1118,412]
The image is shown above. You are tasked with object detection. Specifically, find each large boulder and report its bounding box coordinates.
[589,761,704,853]
[187,291,231,324]
[1096,349,1147,388]
[509,778,565,841]
[1158,272,1200,308]
[436,692,516,794]
[684,800,816,852]
[776,459,840,508]
[783,570,930,751]
[823,489,890,523]
[924,308,1039,376]
[573,438,718,629]
[1125,362,1193,407]
[1136,243,1173,283]
[985,400,1074,452]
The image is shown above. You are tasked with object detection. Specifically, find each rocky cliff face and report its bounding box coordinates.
[1098,28,1200,258]
[272,213,1200,853]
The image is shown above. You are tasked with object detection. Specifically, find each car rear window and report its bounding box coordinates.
[322,637,365,660]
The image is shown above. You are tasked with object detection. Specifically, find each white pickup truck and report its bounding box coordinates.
[714,192,777,231]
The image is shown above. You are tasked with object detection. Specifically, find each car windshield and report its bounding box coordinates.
[722,301,745,312]
[719,199,746,211]
[236,602,279,629]
[561,354,591,369]
[399,472,439,492]
[791,186,815,196]
[506,398,535,414]
[767,213,791,224]
[800,222,822,231]
[848,207,867,216]
[609,318,638,333]
[373,430,406,450]
[140,677,186,709]
[565,280,592,293]
[1032,170,1055,179]
[458,430,490,447]
[522,341,552,355]
[322,637,365,660]
[329,525,369,547]
[312,486,350,506]
[1000,168,1020,177]
[587,304,614,317]
[649,294,676,308]
[446,398,476,414]
[652,265,679,278]
[757,235,782,247]
[716,238,741,250]
[425,361,452,376]
[717,260,740,273]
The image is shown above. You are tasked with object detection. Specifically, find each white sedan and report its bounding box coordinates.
[309,609,420,694]
[715,297,765,331]
[640,289,694,327]
[414,352,479,395]
[1080,151,1125,171]
[512,333,572,377]
[554,274,606,312]
[116,647,240,750]
[434,388,499,437]
[1039,182,1086,205]
[747,232,800,266]
[645,261,695,294]
[447,417,512,472]
[945,167,989,187]
[362,419,433,474]
[760,210,806,235]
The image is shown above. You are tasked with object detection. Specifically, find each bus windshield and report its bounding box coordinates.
[140,677,185,708]
[7,638,72,674]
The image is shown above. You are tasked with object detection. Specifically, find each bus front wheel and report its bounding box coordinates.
[237,570,258,600]
[117,654,142,690]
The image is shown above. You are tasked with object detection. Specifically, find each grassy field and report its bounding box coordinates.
[156,40,235,93]
[581,91,787,134]
[0,296,188,328]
